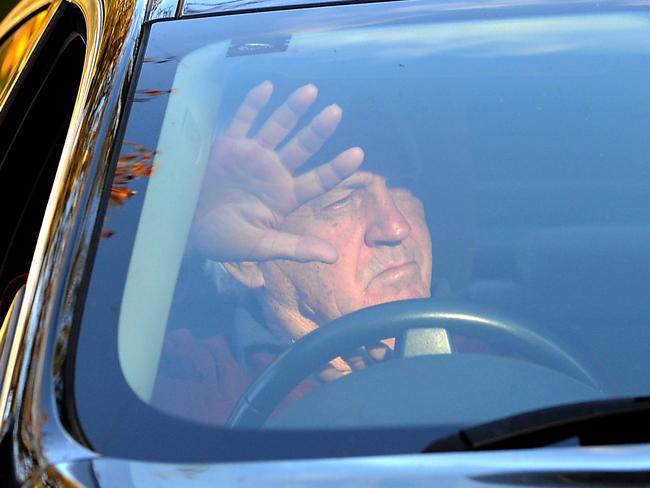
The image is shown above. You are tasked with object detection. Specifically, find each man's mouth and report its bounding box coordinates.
[367,261,419,289]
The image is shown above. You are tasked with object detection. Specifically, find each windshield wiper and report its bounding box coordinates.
[422,397,650,453]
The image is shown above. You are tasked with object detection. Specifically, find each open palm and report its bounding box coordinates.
[193,81,363,263]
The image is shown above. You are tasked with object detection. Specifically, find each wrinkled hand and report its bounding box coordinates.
[193,81,364,264]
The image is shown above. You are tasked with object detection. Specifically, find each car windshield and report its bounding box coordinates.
[74,0,650,461]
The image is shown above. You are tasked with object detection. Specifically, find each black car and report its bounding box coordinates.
[1,0,650,485]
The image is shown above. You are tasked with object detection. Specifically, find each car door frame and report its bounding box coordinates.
[0,0,153,484]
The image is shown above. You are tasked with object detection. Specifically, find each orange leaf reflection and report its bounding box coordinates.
[134,88,175,102]
[103,141,157,237]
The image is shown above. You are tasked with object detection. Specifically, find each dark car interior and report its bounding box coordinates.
[0,3,85,320]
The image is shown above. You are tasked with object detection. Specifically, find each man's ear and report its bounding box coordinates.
[223,261,265,289]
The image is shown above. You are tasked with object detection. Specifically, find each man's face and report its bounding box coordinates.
[260,171,432,338]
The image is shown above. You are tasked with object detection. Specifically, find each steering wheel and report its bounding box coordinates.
[226,299,598,428]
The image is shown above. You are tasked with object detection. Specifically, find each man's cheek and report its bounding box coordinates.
[296,264,342,320]
[323,264,365,316]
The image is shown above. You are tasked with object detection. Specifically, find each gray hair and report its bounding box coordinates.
[203,259,248,297]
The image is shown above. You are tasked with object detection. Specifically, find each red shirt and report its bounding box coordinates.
[151,325,494,426]
[152,328,320,425]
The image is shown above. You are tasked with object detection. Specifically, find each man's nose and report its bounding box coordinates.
[364,186,411,247]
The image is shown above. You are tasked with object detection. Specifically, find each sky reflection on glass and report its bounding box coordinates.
[294,14,650,60]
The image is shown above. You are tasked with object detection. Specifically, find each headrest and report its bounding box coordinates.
[517,226,650,290]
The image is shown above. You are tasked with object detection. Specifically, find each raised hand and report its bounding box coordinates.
[192,81,364,263]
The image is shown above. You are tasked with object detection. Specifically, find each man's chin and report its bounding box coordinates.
[363,286,431,309]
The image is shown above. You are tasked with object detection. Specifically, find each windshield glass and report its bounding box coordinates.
[75,0,650,460]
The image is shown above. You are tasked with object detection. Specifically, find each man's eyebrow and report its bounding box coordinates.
[307,174,372,210]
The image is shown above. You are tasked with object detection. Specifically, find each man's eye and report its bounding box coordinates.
[324,193,354,210]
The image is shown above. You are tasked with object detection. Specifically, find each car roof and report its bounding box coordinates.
[177,0,644,18]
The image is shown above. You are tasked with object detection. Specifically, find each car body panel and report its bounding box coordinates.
[180,0,650,18]
[0,0,149,484]
[1,0,650,485]
[47,445,650,487]
[0,1,58,119]
[148,0,180,20]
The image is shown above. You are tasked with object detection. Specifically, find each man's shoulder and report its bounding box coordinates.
[152,327,250,425]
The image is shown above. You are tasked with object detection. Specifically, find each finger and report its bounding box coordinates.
[254,84,318,149]
[318,357,352,382]
[366,339,394,361]
[342,349,368,370]
[293,147,364,204]
[224,81,274,138]
[278,104,342,171]
[255,229,338,263]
